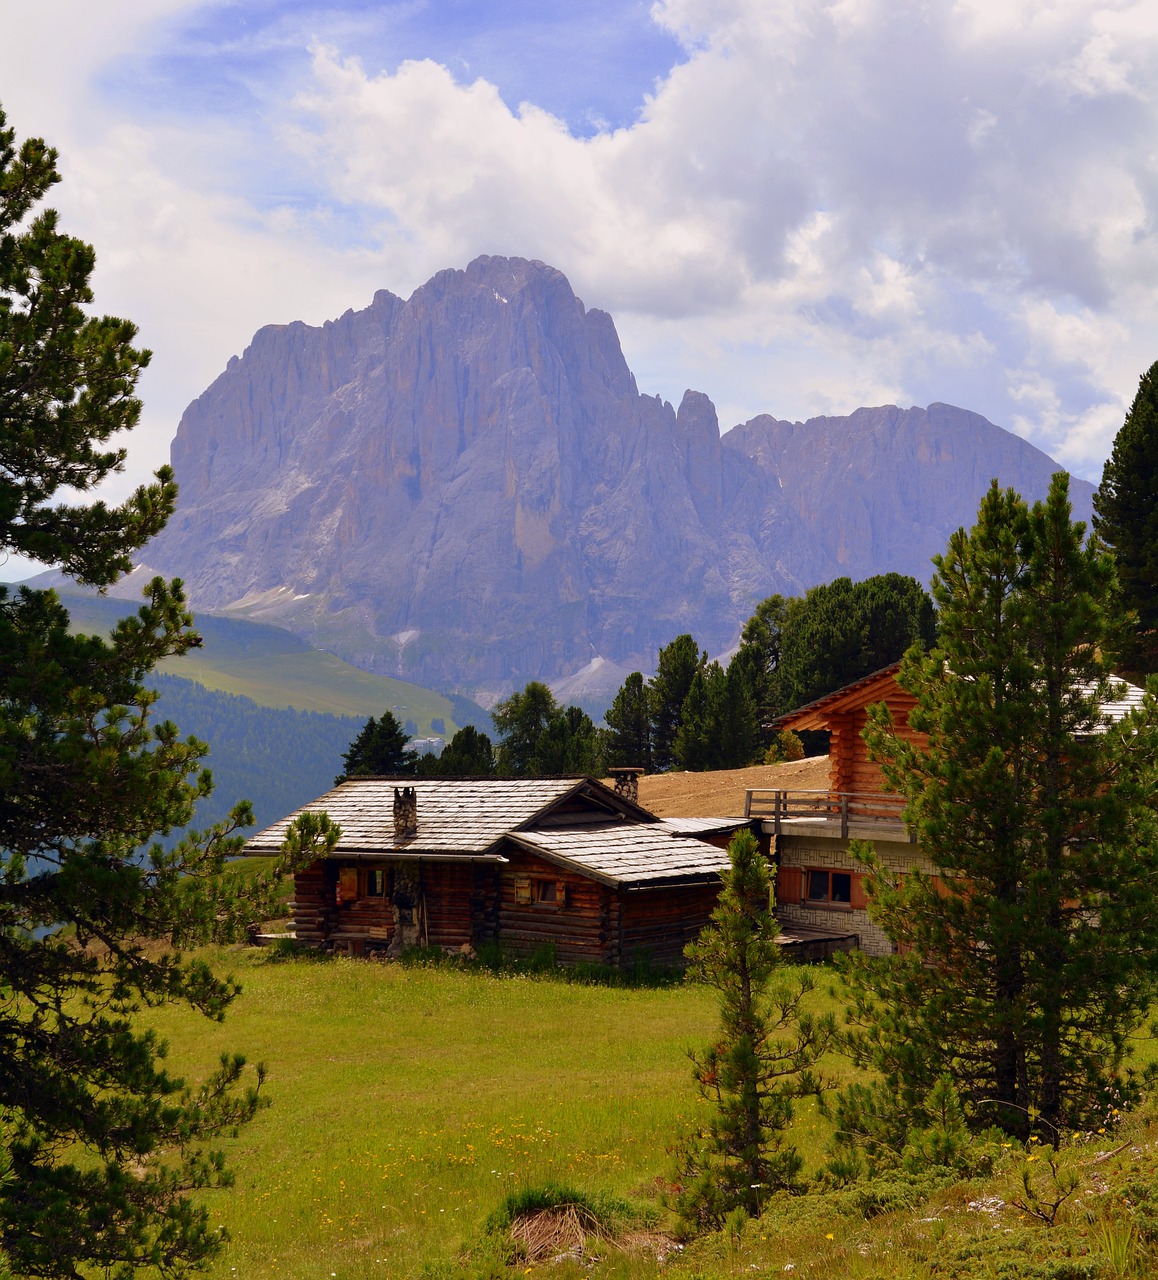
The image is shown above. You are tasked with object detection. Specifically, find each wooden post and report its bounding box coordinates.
[840,793,849,839]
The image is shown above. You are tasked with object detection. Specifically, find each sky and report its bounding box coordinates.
[3,0,1158,581]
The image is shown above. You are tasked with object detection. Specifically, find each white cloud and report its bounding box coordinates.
[270,1,1158,475]
[4,0,1158,567]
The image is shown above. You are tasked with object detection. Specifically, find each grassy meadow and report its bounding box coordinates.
[145,950,728,1278]
[148,950,1158,1280]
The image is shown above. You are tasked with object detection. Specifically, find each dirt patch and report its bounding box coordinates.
[509,1203,609,1263]
[625,755,830,818]
[509,1207,679,1266]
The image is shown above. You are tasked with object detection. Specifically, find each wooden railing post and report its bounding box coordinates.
[841,793,849,839]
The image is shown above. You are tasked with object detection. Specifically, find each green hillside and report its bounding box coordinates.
[148,673,363,833]
[56,590,488,736]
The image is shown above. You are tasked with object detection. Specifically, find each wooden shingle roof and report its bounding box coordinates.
[243,776,651,859]
[509,824,730,889]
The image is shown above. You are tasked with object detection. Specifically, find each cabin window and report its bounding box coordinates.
[535,879,558,904]
[363,868,385,897]
[806,869,852,905]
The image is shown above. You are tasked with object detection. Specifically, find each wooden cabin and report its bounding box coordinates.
[752,663,1148,956]
[244,777,751,967]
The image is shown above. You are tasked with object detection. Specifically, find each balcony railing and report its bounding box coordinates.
[744,788,912,840]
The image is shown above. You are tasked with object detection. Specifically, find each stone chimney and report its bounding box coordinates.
[393,786,418,839]
[609,767,644,805]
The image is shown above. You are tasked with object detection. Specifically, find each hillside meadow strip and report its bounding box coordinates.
[136,950,1158,1279]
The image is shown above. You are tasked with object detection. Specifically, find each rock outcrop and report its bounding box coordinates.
[141,256,1094,694]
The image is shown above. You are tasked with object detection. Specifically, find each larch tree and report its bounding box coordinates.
[1093,358,1158,675]
[839,475,1158,1147]
[0,105,274,1277]
[491,681,559,776]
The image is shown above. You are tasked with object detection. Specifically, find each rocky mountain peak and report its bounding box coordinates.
[142,256,1094,699]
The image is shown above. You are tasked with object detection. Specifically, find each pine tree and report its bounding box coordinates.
[649,634,704,770]
[0,105,273,1276]
[713,657,761,768]
[672,664,715,770]
[774,574,936,714]
[604,671,652,770]
[427,725,496,776]
[532,703,604,776]
[337,710,417,781]
[1093,358,1158,674]
[840,475,1158,1145]
[674,830,833,1230]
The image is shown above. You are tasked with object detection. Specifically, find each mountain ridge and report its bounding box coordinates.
[137,255,1094,699]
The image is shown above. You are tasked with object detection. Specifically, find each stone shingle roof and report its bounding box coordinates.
[656,816,750,837]
[243,776,647,859]
[509,824,731,888]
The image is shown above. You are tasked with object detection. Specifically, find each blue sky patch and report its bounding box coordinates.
[97,0,686,137]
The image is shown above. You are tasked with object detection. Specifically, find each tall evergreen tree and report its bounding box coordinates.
[734,594,788,719]
[672,664,716,771]
[648,634,704,770]
[840,476,1158,1144]
[0,105,270,1277]
[713,657,761,768]
[533,704,605,776]
[773,574,936,715]
[671,660,760,771]
[337,711,417,781]
[604,671,652,770]
[674,830,833,1230]
[491,681,559,776]
[1093,358,1158,674]
[426,725,496,776]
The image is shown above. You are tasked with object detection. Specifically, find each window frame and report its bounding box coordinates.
[804,867,854,909]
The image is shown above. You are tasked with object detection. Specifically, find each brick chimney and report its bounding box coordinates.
[393,786,418,839]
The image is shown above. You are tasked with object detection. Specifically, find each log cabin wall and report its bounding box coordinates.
[291,860,331,946]
[420,861,490,950]
[498,851,611,965]
[615,883,720,967]
[825,686,924,796]
[330,861,394,946]
[293,858,503,952]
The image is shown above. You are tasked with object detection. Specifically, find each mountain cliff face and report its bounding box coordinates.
[142,256,1094,696]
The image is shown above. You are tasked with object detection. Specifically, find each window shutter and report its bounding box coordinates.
[339,866,358,901]
[850,874,868,910]
[557,881,567,908]
[777,865,802,905]
[514,877,532,905]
